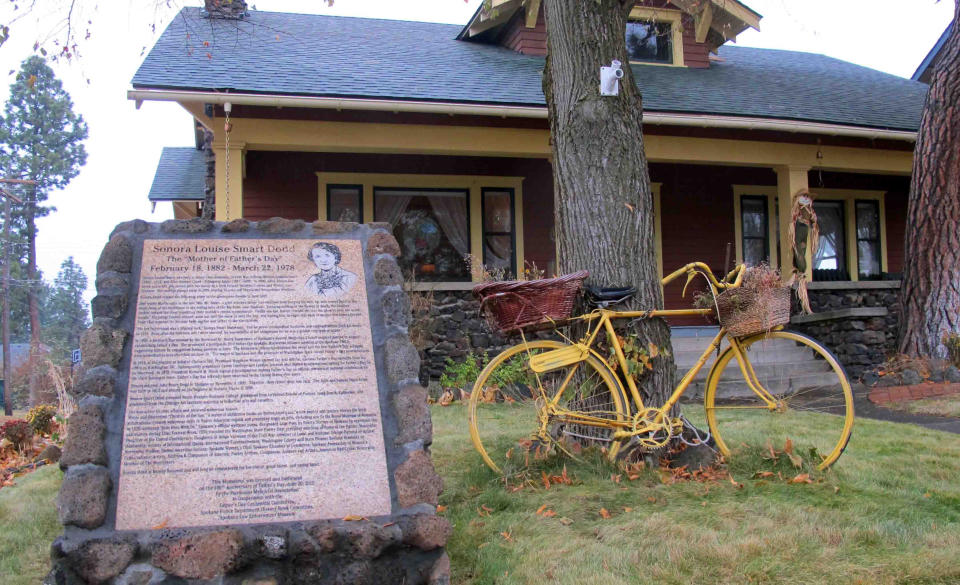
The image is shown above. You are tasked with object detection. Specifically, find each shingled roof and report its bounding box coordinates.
[148,147,206,202]
[132,8,927,132]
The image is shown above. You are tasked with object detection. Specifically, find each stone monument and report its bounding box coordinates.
[47,218,449,585]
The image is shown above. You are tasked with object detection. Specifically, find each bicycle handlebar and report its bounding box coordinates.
[660,262,745,291]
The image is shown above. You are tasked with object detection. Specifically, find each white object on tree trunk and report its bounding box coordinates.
[599,60,624,96]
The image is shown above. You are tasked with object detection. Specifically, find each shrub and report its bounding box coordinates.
[488,355,535,390]
[943,332,960,368]
[26,405,58,436]
[439,352,487,390]
[1,419,32,449]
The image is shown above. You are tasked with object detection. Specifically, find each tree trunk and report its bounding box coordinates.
[2,194,11,416]
[542,1,675,409]
[25,188,42,406]
[899,4,960,359]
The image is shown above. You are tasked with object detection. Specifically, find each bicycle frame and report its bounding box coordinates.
[534,262,780,436]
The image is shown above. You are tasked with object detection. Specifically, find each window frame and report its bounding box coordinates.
[732,185,778,269]
[627,7,685,67]
[811,199,848,279]
[855,199,883,280]
[739,195,771,267]
[732,185,887,281]
[480,187,517,278]
[325,183,363,224]
[316,172,525,289]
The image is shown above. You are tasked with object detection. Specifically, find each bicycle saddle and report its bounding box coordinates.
[585,286,636,306]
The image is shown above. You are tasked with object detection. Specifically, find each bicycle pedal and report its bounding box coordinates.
[528,345,590,373]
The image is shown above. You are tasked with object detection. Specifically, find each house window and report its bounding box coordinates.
[482,188,516,278]
[813,200,848,280]
[740,195,769,266]
[327,185,362,223]
[856,200,882,279]
[626,21,674,64]
[373,188,470,282]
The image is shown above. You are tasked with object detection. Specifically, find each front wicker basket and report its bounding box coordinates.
[472,271,589,334]
[716,286,791,338]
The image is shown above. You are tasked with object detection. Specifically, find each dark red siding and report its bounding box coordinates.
[651,164,776,322]
[500,9,546,56]
[680,13,710,69]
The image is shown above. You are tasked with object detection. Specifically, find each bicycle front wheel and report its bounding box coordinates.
[704,330,854,470]
[468,340,629,474]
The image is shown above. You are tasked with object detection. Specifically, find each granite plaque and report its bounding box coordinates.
[116,238,390,530]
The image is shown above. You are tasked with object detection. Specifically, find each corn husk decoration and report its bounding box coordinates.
[787,189,817,314]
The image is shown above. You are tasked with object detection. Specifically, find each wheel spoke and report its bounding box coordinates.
[470,341,628,474]
[704,331,854,471]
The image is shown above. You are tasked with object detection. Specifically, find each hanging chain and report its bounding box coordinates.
[224,102,232,220]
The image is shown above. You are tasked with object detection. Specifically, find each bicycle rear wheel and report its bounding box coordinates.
[703,330,854,470]
[468,340,629,474]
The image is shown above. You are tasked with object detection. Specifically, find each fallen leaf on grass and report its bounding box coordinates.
[501,531,513,542]
[611,474,621,484]
[436,505,447,513]
[559,517,574,526]
[622,507,633,513]
[787,473,814,485]
[752,471,775,479]
[542,509,557,518]
[599,508,612,519]
[729,476,744,489]
[439,389,454,406]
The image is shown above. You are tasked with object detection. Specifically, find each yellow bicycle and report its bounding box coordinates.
[468,262,854,474]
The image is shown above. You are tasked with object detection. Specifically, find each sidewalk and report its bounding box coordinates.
[852,383,960,434]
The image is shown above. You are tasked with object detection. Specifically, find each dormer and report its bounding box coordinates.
[457,0,761,69]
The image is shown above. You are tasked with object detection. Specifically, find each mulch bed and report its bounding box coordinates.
[868,383,960,405]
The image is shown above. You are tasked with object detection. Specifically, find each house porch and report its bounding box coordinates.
[230,150,909,380]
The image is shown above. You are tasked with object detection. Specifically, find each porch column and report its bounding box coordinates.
[212,141,246,220]
[774,165,811,279]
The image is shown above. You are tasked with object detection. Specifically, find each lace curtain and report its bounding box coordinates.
[814,203,845,271]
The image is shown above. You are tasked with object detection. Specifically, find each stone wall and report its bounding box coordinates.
[790,281,901,379]
[415,290,511,382]
[47,218,450,585]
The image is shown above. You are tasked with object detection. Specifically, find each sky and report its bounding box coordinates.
[0,0,954,310]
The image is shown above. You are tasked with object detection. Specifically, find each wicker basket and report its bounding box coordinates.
[716,286,791,338]
[472,271,589,334]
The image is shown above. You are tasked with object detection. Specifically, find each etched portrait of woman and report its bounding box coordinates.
[304,242,358,298]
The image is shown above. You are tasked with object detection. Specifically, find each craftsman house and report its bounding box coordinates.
[133,0,928,377]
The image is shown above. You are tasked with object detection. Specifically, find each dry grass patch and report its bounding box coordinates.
[432,403,960,585]
[885,394,960,418]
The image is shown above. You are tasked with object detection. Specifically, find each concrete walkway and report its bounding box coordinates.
[852,383,960,434]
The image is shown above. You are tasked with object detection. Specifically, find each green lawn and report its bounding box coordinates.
[4,407,960,585]
[0,465,61,585]
[886,394,960,418]
[433,403,960,585]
